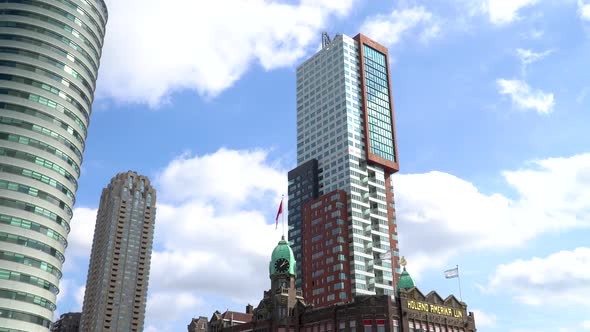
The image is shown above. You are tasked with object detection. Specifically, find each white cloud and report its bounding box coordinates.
[579,1,590,21]
[150,202,280,304]
[516,48,554,74]
[583,320,590,329]
[359,6,441,47]
[66,207,97,258]
[156,148,286,206]
[485,248,590,306]
[471,309,497,327]
[56,278,72,305]
[151,148,285,321]
[496,79,555,114]
[98,0,357,106]
[146,292,204,322]
[75,285,85,311]
[471,0,540,25]
[396,153,590,275]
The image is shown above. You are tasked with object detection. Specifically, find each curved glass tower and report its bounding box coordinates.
[0,0,107,330]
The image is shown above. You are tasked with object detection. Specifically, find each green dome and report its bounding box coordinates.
[397,267,416,290]
[269,236,296,277]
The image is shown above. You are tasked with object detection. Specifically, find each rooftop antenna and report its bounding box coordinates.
[322,32,332,48]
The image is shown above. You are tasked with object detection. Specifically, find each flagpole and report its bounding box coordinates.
[281,194,285,238]
[457,265,463,302]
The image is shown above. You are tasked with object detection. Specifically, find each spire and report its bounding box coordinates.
[397,256,416,291]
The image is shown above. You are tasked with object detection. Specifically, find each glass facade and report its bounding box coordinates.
[0,0,107,331]
[287,158,319,288]
[362,45,395,163]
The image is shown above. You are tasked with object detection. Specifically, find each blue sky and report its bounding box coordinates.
[56,0,590,331]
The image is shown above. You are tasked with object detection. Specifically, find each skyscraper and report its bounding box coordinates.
[0,1,107,330]
[288,33,400,305]
[80,171,156,332]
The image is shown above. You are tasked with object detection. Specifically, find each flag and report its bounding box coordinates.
[275,199,283,229]
[444,267,459,279]
[379,250,392,260]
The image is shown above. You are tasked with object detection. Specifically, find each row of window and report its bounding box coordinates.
[0,73,89,122]
[363,45,387,66]
[13,0,103,47]
[0,287,55,310]
[0,179,72,217]
[0,59,92,108]
[0,45,94,99]
[0,267,58,294]
[0,86,88,133]
[0,146,77,189]
[62,0,108,31]
[0,307,51,327]
[0,229,65,265]
[0,34,96,88]
[0,118,82,169]
[0,9,101,61]
[409,321,467,332]
[0,194,70,232]
[0,212,66,246]
[0,132,80,176]
[0,100,85,150]
[0,162,75,201]
[0,249,61,278]
[0,20,98,72]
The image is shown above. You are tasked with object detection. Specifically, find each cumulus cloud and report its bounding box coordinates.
[66,207,97,258]
[156,148,286,206]
[359,6,441,47]
[146,292,204,322]
[579,1,590,21]
[469,0,540,25]
[583,320,590,328]
[149,202,279,303]
[485,248,590,306]
[395,153,590,274]
[496,79,555,114]
[471,309,497,327]
[147,148,286,322]
[75,285,85,311]
[98,0,357,106]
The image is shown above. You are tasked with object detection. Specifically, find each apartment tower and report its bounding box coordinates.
[80,171,156,332]
[288,33,400,306]
[0,1,107,330]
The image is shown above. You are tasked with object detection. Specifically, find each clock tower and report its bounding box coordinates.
[267,235,304,327]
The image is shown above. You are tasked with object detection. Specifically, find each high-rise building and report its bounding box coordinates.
[50,312,81,332]
[0,1,107,330]
[80,171,156,332]
[288,33,400,305]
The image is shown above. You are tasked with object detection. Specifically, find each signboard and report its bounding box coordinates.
[406,300,463,319]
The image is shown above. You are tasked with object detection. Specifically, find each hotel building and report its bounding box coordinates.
[289,33,400,305]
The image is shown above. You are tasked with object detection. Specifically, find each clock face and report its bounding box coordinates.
[274,258,290,273]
